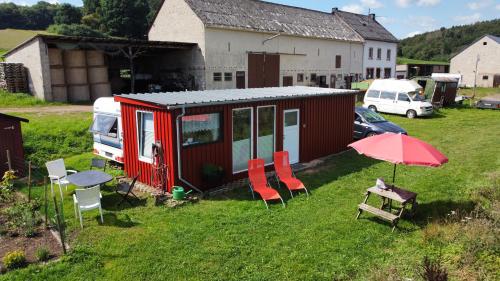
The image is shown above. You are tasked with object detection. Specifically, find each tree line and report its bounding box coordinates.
[0,0,163,39]
[398,19,500,62]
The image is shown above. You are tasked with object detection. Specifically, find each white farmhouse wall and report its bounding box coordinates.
[362,40,397,79]
[5,37,52,100]
[204,28,363,90]
[450,36,500,87]
[148,0,206,88]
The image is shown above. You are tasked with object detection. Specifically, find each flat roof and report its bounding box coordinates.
[3,34,196,57]
[0,113,29,123]
[116,86,358,109]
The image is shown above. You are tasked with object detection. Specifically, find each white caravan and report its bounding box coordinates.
[363,79,434,118]
[90,97,124,163]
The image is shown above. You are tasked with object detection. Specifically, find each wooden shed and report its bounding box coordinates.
[115,86,357,192]
[0,113,29,176]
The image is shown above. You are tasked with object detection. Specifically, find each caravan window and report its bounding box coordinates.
[182,113,222,146]
[90,115,118,137]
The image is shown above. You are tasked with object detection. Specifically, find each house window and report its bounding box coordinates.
[310,73,317,82]
[297,73,304,82]
[182,113,222,146]
[376,68,381,78]
[377,48,382,60]
[335,55,341,68]
[137,111,154,162]
[213,72,222,81]
[384,68,392,78]
[483,42,487,45]
[224,72,233,81]
[482,75,489,80]
[257,106,275,165]
[386,49,391,61]
[232,108,253,173]
[368,47,373,60]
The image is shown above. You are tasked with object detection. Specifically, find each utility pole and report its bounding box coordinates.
[473,54,480,99]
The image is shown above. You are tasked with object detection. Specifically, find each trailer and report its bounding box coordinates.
[90,97,124,163]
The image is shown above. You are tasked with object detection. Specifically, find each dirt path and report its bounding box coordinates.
[0,105,93,114]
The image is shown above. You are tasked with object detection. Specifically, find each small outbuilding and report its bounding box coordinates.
[115,86,357,192]
[414,76,459,106]
[0,113,29,176]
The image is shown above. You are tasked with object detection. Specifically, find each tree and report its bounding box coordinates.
[83,0,100,15]
[99,0,149,39]
[54,4,82,25]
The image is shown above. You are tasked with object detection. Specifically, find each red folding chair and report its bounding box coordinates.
[274,151,309,197]
[248,159,285,209]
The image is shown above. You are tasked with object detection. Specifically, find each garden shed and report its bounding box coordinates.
[0,113,29,177]
[115,86,357,192]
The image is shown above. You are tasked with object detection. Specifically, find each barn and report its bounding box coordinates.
[0,113,29,177]
[115,86,357,193]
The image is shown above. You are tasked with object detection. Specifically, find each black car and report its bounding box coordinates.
[354,107,407,139]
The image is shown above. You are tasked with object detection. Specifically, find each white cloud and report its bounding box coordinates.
[341,4,365,14]
[417,0,441,6]
[395,0,412,7]
[405,31,423,38]
[377,16,397,25]
[454,13,482,24]
[408,15,437,31]
[468,0,494,10]
[361,0,383,9]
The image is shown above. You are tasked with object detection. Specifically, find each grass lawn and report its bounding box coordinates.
[0,49,6,62]
[0,91,59,108]
[1,107,499,280]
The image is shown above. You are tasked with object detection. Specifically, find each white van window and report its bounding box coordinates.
[380,91,397,100]
[398,93,411,102]
[90,115,118,137]
[366,90,380,98]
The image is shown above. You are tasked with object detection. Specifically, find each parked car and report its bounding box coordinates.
[90,97,124,163]
[354,107,407,139]
[363,79,434,118]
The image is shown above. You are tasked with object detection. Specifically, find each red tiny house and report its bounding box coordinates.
[115,87,356,193]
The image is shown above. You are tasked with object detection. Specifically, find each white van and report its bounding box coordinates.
[90,97,124,163]
[363,79,434,118]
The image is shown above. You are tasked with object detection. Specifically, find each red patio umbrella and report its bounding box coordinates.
[348,133,448,185]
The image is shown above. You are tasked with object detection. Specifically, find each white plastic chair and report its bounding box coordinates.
[45,159,77,201]
[73,185,104,228]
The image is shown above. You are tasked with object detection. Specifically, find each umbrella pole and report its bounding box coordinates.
[392,164,397,187]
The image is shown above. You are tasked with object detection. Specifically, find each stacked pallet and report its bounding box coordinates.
[0,63,28,93]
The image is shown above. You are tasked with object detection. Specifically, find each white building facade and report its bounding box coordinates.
[149,0,366,90]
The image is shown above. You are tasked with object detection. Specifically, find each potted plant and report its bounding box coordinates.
[201,163,225,185]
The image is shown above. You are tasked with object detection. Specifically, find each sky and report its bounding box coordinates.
[3,0,500,39]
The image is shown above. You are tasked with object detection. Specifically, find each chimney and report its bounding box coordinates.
[369,13,376,20]
[332,7,339,14]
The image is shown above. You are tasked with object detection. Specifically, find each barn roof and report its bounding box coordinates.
[334,10,398,43]
[182,0,364,42]
[116,86,358,109]
[0,113,29,123]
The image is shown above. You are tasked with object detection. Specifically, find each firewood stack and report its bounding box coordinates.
[0,63,28,93]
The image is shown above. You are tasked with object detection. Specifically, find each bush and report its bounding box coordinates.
[35,247,50,262]
[5,200,41,237]
[419,256,448,281]
[2,250,26,270]
[47,24,108,38]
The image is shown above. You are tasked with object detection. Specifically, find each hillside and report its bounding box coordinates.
[0,29,51,50]
[398,18,500,62]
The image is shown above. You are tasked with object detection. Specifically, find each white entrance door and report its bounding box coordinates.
[283,109,300,164]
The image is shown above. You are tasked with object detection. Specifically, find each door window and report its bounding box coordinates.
[232,108,253,173]
[257,106,275,164]
[398,93,411,102]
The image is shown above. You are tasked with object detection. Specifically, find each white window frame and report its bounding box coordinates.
[256,105,276,166]
[136,110,154,163]
[232,107,253,174]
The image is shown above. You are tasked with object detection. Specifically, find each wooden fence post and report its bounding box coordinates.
[53,193,67,254]
[44,177,48,228]
[28,161,32,202]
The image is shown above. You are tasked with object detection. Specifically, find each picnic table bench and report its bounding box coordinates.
[356,185,417,232]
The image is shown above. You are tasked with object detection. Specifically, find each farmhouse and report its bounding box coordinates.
[114,86,357,192]
[333,9,398,80]
[0,113,29,176]
[450,34,500,88]
[3,35,200,102]
[148,0,366,90]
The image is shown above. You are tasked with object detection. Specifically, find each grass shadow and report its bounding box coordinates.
[99,213,139,228]
[411,199,475,227]
[101,193,148,211]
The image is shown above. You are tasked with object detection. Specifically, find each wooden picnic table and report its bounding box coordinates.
[356,185,417,232]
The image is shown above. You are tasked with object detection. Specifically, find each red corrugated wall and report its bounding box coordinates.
[0,118,25,176]
[119,94,355,192]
